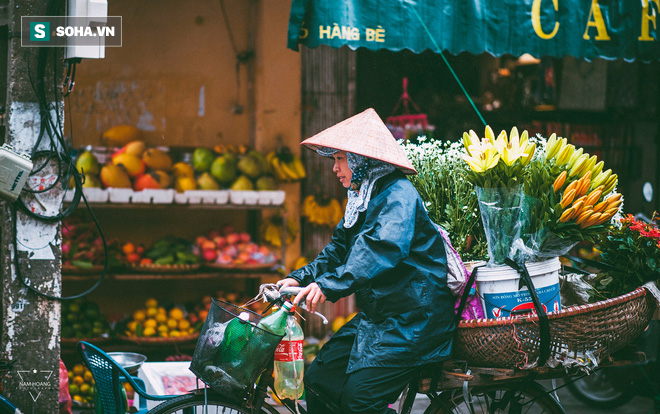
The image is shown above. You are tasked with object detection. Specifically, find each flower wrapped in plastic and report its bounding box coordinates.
[517,133,623,261]
[461,126,535,265]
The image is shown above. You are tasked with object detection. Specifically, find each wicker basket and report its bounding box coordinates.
[453,287,657,369]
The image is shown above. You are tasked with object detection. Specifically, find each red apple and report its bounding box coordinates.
[238,232,251,243]
[202,249,218,262]
[226,233,240,245]
[245,243,258,254]
[213,236,227,248]
[195,236,208,247]
[257,246,271,256]
[208,230,221,239]
[221,225,234,236]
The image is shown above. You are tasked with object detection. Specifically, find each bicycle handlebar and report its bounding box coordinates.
[258,284,328,325]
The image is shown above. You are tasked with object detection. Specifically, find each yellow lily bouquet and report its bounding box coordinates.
[521,134,622,259]
[461,126,536,265]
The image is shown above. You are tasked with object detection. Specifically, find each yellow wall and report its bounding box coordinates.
[67,0,302,270]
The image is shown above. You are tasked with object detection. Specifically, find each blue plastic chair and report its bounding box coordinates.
[77,341,177,414]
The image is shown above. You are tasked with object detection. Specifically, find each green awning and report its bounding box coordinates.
[287,0,660,61]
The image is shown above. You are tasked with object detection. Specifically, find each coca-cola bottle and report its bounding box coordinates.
[273,308,304,399]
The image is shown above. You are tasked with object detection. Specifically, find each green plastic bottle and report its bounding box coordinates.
[230,301,294,384]
[214,311,253,366]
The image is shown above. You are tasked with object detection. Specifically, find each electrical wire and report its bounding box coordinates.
[11,0,110,300]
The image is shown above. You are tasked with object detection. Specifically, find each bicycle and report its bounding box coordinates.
[146,283,574,414]
[0,358,21,414]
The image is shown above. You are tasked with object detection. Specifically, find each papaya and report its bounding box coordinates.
[112,153,145,177]
[143,148,173,171]
[102,125,142,146]
[100,164,132,188]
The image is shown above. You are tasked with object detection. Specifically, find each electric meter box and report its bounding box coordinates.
[0,145,33,202]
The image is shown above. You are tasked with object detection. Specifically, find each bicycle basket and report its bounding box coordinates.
[190,299,284,397]
[452,287,657,369]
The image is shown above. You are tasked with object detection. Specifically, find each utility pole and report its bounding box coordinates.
[1,0,63,412]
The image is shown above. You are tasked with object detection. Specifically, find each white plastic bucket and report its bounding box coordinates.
[475,257,562,319]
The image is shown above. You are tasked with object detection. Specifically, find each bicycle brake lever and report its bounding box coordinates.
[297,301,329,325]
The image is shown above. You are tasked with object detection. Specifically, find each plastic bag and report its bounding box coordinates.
[513,195,578,262]
[435,225,485,320]
[475,185,524,266]
[59,359,72,414]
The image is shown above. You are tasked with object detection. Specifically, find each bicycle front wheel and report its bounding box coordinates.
[148,392,280,414]
[425,381,566,414]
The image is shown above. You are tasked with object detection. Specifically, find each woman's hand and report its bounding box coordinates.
[294,283,326,314]
[276,278,300,289]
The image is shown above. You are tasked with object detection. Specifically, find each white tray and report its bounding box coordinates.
[131,189,175,204]
[229,190,259,205]
[257,190,286,205]
[108,188,135,203]
[184,190,230,205]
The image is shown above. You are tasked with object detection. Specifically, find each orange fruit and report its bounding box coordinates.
[127,321,138,332]
[72,375,84,386]
[169,330,181,337]
[72,364,85,376]
[178,319,190,331]
[155,313,167,324]
[133,310,146,322]
[146,307,158,317]
[144,318,157,329]
[157,324,168,333]
[73,395,84,403]
[122,242,135,255]
[83,371,93,383]
[143,326,156,337]
[169,308,184,321]
[80,383,91,395]
[167,318,178,329]
[145,298,158,309]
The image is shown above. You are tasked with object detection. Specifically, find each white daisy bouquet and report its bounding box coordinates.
[402,138,487,262]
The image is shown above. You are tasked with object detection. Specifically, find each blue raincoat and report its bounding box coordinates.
[288,171,454,373]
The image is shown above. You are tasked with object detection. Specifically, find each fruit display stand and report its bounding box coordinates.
[62,201,288,364]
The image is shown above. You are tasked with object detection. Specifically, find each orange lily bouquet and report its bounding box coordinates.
[461,126,536,265]
[520,133,622,259]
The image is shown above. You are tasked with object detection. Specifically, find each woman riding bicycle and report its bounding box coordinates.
[278,108,455,413]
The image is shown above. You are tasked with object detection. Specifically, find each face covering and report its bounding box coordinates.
[316,147,395,228]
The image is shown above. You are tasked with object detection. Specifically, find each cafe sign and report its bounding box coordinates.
[288,0,660,61]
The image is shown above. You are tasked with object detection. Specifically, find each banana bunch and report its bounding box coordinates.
[293,256,309,270]
[302,195,344,227]
[267,148,306,182]
[260,213,298,248]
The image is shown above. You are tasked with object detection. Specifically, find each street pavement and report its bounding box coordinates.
[273,381,655,413]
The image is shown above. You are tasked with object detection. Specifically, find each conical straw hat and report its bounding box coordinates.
[300,108,417,175]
